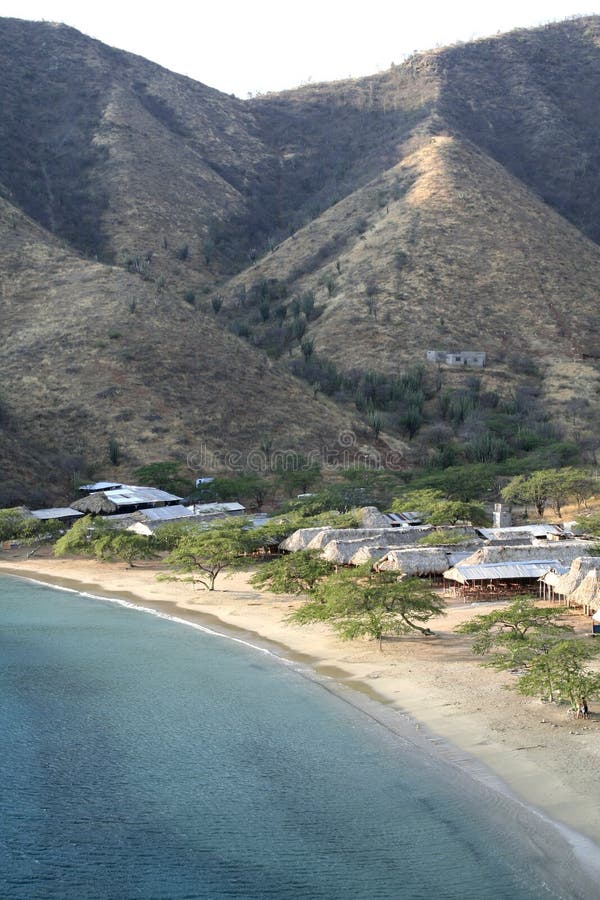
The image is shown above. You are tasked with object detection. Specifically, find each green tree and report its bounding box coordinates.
[92,531,158,568]
[275,455,321,497]
[17,517,62,557]
[575,511,600,538]
[250,550,334,594]
[291,568,445,649]
[391,489,487,526]
[163,518,253,590]
[0,509,61,555]
[427,499,488,526]
[153,520,194,551]
[517,639,600,706]
[192,474,270,509]
[455,598,574,668]
[54,515,113,558]
[501,468,592,518]
[0,508,34,541]
[133,461,194,496]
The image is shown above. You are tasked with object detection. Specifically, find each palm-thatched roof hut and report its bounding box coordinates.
[358,507,392,528]
[375,547,461,576]
[547,557,600,600]
[71,492,119,515]
[460,542,594,568]
[349,545,396,566]
[569,569,600,615]
[320,538,420,565]
[279,527,334,552]
[305,527,434,552]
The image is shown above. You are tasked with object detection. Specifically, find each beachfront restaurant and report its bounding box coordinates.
[442,559,560,598]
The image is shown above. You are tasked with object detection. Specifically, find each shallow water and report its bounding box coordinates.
[0,575,592,898]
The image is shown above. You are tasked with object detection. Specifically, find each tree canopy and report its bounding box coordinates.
[501,468,595,517]
[291,567,445,649]
[455,597,573,664]
[249,550,334,594]
[163,517,254,590]
[390,489,488,526]
[456,597,600,708]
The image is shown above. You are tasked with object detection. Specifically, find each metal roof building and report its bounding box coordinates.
[139,505,195,522]
[443,559,562,585]
[476,525,563,542]
[30,507,84,521]
[187,502,246,518]
[102,486,182,506]
[384,511,423,527]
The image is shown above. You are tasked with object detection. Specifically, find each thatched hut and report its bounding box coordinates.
[547,557,600,601]
[349,545,396,566]
[71,492,119,515]
[569,569,600,615]
[279,527,334,552]
[320,538,417,565]
[305,527,434,552]
[375,547,460,577]
[460,542,594,568]
[358,507,391,528]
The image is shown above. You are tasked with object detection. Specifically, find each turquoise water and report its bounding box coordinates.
[0,575,592,899]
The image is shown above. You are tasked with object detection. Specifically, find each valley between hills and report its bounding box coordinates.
[1,14,600,503]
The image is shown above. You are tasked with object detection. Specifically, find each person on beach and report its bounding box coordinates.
[576,698,589,719]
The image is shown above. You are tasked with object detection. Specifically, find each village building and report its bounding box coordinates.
[30,507,84,526]
[426,350,486,368]
[71,485,183,516]
[185,501,246,522]
[442,559,563,597]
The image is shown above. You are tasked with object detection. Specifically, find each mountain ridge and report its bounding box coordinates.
[2,15,600,502]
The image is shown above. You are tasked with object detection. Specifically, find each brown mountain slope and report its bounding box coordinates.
[435,16,600,243]
[3,15,600,500]
[219,131,600,364]
[0,197,380,502]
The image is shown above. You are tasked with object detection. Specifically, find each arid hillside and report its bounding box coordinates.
[1,15,600,501]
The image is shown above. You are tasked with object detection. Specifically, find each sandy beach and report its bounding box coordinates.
[2,551,600,857]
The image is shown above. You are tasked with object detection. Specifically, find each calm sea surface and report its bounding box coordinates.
[0,575,591,899]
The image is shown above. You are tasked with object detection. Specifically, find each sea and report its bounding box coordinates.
[1,574,598,900]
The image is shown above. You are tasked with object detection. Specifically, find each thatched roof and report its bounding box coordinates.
[569,569,600,611]
[71,492,119,515]
[320,539,412,565]
[460,541,594,568]
[550,557,600,598]
[358,506,391,528]
[349,545,394,566]
[306,527,434,552]
[279,527,333,552]
[375,548,457,576]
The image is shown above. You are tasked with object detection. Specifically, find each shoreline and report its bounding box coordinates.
[3,555,600,883]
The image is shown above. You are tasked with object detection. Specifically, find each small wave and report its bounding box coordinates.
[4,572,280,659]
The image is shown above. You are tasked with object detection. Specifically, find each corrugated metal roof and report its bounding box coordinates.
[385,511,422,526]
[102,485,182,505]
[444,559,561,583]
[30,507,84,519]
[79,481,123,492]
[448,551,473,566]
[141,505,195,522]
[189,502,245,515]
[477,525,561,541]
